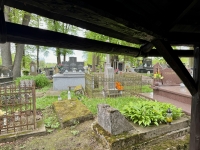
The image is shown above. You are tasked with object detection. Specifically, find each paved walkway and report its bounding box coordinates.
[140,92,191,115]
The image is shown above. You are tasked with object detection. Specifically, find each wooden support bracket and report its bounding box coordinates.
[152,39,197,95]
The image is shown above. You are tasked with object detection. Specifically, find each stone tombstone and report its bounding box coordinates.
[61,57,84,73]
[118,62,123,71]
[77,62,84,71]
[69,57,77,71]
[30,61,37,76]
[103,54,115,91]
[97,104,134,135]
[143,58,152,67]
[105,67,115,90]
[161,68,182,85]
[62,61,70,73]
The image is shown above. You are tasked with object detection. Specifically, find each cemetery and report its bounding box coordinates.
[1,1,200,149]
[0,56,191,149]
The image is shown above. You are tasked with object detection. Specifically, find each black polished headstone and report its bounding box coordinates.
[61,57,84,73]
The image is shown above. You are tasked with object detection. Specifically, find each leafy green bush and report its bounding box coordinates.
[22,70,29,75]
[15,74,50,88]
[121,100,183,126]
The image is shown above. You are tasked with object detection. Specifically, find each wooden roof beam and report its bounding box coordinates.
[152,39,197,95]
[5,0,155,42]
[3,22,194,58]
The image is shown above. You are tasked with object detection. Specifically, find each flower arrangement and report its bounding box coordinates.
[115,81,124,90]
[154,72,164,79]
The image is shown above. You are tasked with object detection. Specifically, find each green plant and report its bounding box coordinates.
[121,101,183,127]
[15,74,50,88]
[142,85,153,93]
[36,96,57,110]
[22,70,29,75]
[70,130,79,136]
[44,116,60,128]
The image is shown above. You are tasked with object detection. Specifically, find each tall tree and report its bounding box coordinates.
[13,12,31,78]
[44,18,78,64]
[0,6,12,69]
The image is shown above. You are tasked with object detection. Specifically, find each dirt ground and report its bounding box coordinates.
[0,118,107,150]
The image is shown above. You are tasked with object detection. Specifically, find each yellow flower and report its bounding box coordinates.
[154,73,164,79]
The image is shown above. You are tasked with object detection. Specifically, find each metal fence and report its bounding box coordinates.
[0,81,36,135]
[85,72,142,98]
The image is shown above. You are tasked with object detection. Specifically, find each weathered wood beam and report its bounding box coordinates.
[190,46,200,150]
[6,22,143,57]
[167,32,200,45]
[5,0,146,44]
[9,0,155,41]
[1,22,195,58]
[152,39,197,95]
[4,22,195,58]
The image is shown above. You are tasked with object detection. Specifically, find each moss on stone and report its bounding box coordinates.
[53,99,93,127]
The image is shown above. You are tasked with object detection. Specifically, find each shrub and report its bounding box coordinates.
[121,100,183,127]
[15,74,50,88]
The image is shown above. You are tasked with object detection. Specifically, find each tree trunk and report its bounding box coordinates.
[36,45,39,71]
[92,53,96,72]
[13,12,31,79]
[0,6,12,70]
[64,54,66,62]
[56,48,61,64]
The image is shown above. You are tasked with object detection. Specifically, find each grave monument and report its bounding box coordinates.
[152,63,192,104]
[53,57,85,91]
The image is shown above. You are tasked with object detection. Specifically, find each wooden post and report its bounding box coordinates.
[189,46,200,150]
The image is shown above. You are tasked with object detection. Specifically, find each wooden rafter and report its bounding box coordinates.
[3,22,194,58]
[5,0,146,44]
[5,0,155,42]
[152,39,197,95]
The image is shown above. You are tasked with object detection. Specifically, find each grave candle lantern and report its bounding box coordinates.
[166,108,172,125]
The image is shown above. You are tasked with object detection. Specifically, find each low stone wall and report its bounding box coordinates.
[92,116,190,150]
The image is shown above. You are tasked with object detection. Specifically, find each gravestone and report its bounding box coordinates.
[104,54,115,91]
[30,61,37,76]
[161,68,182,85]
[97,104,134,135]
[61,57,84,73]
[118,62,124,71]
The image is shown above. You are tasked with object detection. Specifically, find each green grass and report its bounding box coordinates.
[142,85,153,93]
[36,83,52,92]
[82,96,144,114]
[36,96,58,110]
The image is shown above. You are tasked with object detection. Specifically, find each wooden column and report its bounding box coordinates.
[189,46,200,150]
